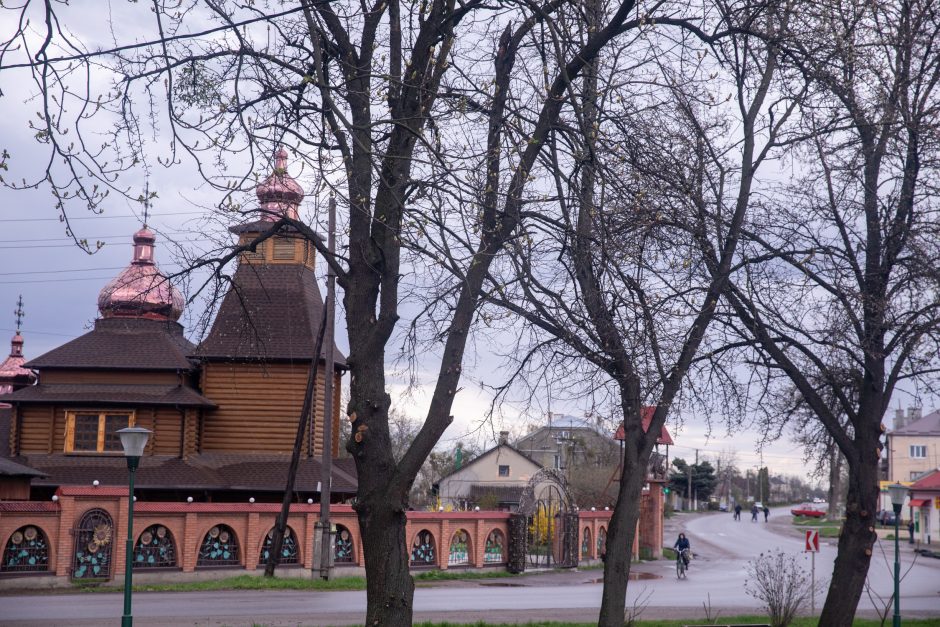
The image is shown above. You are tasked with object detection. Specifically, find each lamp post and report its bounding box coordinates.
[117,427,151,627]
[887,482,907,627]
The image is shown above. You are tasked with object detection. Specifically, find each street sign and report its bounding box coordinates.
[805,529,820,552]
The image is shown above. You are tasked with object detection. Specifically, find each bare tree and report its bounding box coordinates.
[480,1,800,622]
[708,0,940,621]
[1,0,660,623]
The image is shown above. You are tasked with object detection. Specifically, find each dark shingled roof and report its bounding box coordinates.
[194,263,345,364]
[1,383,214,408]
[0,456,46,478]
[19,453,357,494]
[25,317,195,371]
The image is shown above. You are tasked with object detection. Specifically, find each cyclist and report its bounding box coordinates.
[673,532,692,568]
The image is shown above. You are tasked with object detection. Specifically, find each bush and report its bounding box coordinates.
[744,551,818,627]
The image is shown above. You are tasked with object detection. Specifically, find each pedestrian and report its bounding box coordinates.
[734,503,742,521]
[908,520,915,544]
[751,504,759,522]
[763,505,769,522]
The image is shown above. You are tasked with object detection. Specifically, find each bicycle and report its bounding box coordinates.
[676,548,691,579]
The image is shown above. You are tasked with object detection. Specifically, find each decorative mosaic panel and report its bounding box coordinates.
[409,529,435,566]
[484,529,505,564]
[71,509,114,580]
[334,525,355,564]
[581,527,592,558]
[134,525,177,569]
[197,524,240,567]
[596,526,607,556]
[448,529,470,566]
[259,527,298,565]
[2,525,49,573]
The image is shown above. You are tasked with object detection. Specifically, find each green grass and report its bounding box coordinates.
[662,547,677,560]
[413,569,518,582]
[791,516,842,537]
[74,574,367,593]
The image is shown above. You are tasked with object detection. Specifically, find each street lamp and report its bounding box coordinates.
[117,426,151,627]
[887,482,907,627]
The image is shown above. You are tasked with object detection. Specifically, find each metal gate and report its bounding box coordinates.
[70,508,115,581]
[517,468,578,569]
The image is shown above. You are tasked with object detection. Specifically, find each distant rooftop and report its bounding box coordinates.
[891,409,940,436]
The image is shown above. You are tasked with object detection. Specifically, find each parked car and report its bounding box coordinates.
[791,503,827,518]
[877,510,897,526]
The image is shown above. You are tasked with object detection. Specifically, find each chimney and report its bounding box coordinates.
[499,431,509,446]
[895,408,905,430]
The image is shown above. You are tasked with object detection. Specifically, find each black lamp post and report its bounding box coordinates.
[117,426,151,627]
[887,482,907,627]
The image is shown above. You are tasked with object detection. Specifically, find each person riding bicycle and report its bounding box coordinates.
[674,533,692,568]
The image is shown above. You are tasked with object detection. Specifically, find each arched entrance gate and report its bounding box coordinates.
[507,468,578,572]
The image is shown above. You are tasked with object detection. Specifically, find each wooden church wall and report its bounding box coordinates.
[200,362,340,455]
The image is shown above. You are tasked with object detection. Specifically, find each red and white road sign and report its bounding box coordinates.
[805,529,820,552]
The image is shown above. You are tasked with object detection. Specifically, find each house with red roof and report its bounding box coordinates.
[908,468,939,545]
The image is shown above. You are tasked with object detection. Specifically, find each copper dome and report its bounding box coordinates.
[256,147,303,220]
[97,227,184,321]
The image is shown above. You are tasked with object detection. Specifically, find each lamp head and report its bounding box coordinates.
[117,426,152,458]
[887,482,907,511]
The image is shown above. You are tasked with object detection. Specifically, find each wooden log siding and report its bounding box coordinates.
[17,406,54,454]
[200,362,339,454]
[237,233,315,270]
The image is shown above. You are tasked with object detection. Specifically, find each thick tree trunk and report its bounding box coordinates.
[359,494,414,626]
[818,430,880,625]
[598,400,654,626]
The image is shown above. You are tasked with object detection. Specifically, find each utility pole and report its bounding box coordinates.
[317,194,336,580]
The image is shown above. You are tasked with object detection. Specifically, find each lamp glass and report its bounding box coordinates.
[117,426,151,458]
[887,482,907,507]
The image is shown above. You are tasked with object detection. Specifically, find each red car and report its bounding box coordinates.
[791,504,827,518]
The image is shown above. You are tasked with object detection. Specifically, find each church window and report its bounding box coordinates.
[273,238,296,260]
[65,411,135,453]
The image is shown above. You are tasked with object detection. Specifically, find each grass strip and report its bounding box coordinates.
[412,619,940,627]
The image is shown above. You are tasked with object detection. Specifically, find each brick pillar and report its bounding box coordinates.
[182,513,198,573]
[115,496,130,577]
[303,513,315,569]
[55,495,75,577]
[245,512,260,570]
[472,519,485,567]
[438,519,449,570]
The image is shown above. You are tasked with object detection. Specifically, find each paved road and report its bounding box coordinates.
[674,507,940,617]
[1,508,937,625]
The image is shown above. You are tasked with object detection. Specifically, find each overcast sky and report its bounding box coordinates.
[1,2,924,484]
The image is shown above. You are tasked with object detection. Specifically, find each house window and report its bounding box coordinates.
[65,411,135,453]
[553,455,561,469]
[910,445,927,458]
[498,465,510,477]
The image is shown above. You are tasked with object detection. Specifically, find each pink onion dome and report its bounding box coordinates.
[256,147,303,220]
[97,227,184,321]
[0,332,32,391]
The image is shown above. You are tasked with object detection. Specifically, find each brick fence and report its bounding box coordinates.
[0,485,664,588]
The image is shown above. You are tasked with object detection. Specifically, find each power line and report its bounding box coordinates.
[0,211,204,223]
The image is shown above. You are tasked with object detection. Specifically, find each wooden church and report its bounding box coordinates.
[0,150,354,503]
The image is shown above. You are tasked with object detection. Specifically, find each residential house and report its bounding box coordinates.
[515,414,619,472]
[883,408,940,511]
[435,431,542,510]
[908,469,939,545]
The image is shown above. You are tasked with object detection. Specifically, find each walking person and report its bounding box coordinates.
[763,505,769,522]
[909,520,915,544]
[751,504,759,522]
[734,503,742,521]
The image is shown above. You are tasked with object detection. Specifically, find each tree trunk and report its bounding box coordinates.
[359,493,414,627]
[598,401,654,626]
[818,430,880,625]
[827,444,845,521]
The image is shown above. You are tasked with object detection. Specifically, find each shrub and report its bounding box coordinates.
[744,551,817,627]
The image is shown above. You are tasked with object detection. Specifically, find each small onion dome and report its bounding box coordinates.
[0,332,34,396]
[97,227,184,321]
[256,147,303,220]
